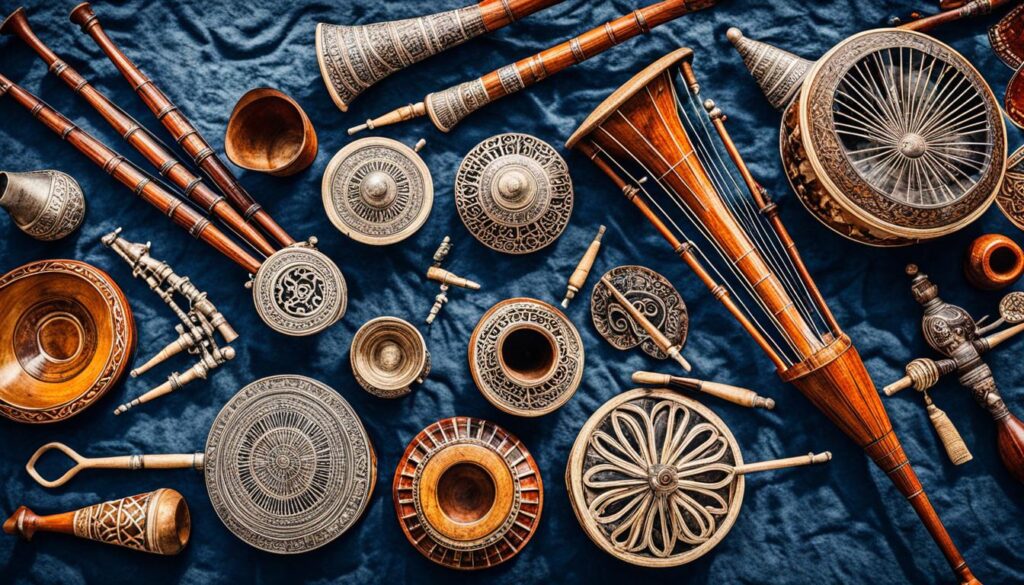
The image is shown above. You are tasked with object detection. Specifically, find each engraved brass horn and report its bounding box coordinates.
[315,0,564,112]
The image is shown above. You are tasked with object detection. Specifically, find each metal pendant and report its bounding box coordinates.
[590,265,688,361]
[204,374,376,554]
[322,137,432,245]
[393,416,542,569]
[350,316,430,398]
[455,133,573,254]
[468,297,583,417]
[250,243,347,336]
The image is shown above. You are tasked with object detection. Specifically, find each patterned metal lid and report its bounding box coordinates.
[590,265,688,360]
[455,133,573,254]
[204,375,375,554]
[251,245,347,336]
[321,137,433,246]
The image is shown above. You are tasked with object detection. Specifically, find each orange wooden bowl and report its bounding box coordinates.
[964,234,1024,291]
[0,260,135,423]
[224,88,317,177]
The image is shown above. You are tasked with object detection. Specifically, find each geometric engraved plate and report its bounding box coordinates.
[590,265,688,360]
[204,375,375,554]
[251,246,347,336]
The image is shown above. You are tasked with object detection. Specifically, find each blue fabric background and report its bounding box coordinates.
[1,0,1022,583]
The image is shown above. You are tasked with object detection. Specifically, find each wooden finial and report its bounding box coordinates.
[562,225,606,308]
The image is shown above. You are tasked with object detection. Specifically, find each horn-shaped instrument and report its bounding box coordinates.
[69,2,290,249]
[3,489,190,555]
[316,0,564,112]
[0,7,275,257]
[566,48,979,584]
[348,0,718,135]
[727,4,1008,247]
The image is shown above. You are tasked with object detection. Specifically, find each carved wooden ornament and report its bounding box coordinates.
[590,265,688,360]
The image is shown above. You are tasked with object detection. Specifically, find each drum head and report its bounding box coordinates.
[204,375,375,553]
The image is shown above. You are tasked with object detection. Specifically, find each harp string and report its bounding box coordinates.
[672,77,830,340]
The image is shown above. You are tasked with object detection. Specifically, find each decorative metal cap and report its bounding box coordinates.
[727,27,812,111]
[251,245,347,336]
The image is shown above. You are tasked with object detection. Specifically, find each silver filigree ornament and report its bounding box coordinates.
[321,137,433,245]
[204,375,375,554]
[455,133,573,254]
[250,243,347,336]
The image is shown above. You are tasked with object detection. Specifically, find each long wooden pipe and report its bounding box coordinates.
[899,0,1013,31]
[69,2,293,248]
[0,74,262,273]
[348,0,719,134]
[0,7,276,258]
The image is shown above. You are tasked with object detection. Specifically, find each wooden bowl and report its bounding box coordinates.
[0,260,135,423]
[224,88,317,177]
[964,234,1024,291]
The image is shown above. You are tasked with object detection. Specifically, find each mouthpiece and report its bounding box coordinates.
[348,102,427,136]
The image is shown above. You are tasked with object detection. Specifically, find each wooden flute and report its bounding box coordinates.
[349,0,718,134]
[0,7,276,258]
[0,74,262,274]
[69,2,293,249]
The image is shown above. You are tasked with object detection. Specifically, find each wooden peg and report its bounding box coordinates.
[562,225,605,308]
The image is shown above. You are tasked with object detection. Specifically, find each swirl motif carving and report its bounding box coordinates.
[0,170,85,241]
[997,147,1024,231]
[567,389,744,567]
[455,133,573,254]
[590,265,688,359]
[393,417,543,569]
[204,375,375,554]
[252,247,346,336]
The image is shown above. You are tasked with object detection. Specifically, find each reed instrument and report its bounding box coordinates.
[69,2,291,249]
[316,0,565,112]
[884,268,1024,483]
[4,489,190,555]
[566,48,979,584]
[0,7,276,257]
[348,0,718,135]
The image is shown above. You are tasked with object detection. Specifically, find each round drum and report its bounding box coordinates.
[0,260,135,423]
[393,416,542,569]
[566,388,744,567]
[781,29,1005,246]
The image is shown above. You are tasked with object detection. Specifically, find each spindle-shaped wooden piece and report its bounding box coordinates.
[562,225,605,307]
[631,371,774,409]
[598,274,691,371]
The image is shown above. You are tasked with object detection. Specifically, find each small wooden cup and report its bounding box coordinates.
[964,234,1024,291]
[225,88,317,177]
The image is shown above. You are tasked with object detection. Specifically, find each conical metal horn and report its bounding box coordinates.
[726,27,814,111]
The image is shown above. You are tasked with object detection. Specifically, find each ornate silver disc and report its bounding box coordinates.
[251,245,347,336]
[566,388,744,567]
[321,137,433,245]
[454,133,573,254]
[468,297,584,417]
[204,375,376,554]
[590,265,688,360]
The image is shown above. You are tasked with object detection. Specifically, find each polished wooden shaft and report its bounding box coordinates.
[70,2,293,248]
[0,74,262,273]
[26,442,203,489]
[477,0,563,30]
[1,7,276,257]
[631,370,775,409]
[900,0,1009,31]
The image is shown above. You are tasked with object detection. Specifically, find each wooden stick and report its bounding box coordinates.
[25,442,203,489]
[562,225,605,308]
[601,274,691,371]
[732,451,831,476]
[632,370,775,409]
[898,0,1011,31]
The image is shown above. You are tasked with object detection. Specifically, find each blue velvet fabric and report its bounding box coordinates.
[1,0,1023,583]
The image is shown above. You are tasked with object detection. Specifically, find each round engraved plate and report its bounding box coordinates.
[566,388,744,567]
[204,375,376,554]
[0,260,135,423]
[997,146,1024,232]
[393,416,543,569]
[455,133,573,254]
[251,246,347,336]
[590,265,688,360]
[788,29,1005,246]
[350,316,430,398]
[322,137,433,245]
[468,297,584,417]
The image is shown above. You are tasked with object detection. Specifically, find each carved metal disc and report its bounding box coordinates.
[789,29,1005,245]
[350,316,430,398]
[455,133,573,254]
[997,146,1024,232]
[204,375,376,554]
[252,246,347,336]
[322,137,433,245]
[590,265,688,360]
[393,416,543,569]
[566,388,744,567]
[469,298,584,417]
[999,291,1024,324]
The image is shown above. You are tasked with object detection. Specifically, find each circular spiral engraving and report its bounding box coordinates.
[567,389,744,567]
[204,375,375,554]
[350,316,430,399]
[252,246,347,336]
[322,137,433,245]
[590,265,688,360]
[468,298,584,417]
[455,133,573,254]
[393,417,543,569]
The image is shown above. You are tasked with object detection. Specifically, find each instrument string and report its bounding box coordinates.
[672,80,829,340]
[590,140,795,367]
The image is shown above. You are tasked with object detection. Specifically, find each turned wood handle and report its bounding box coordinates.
[26,442,203,488]
[732,451,832,476]
[632,371,775,409]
